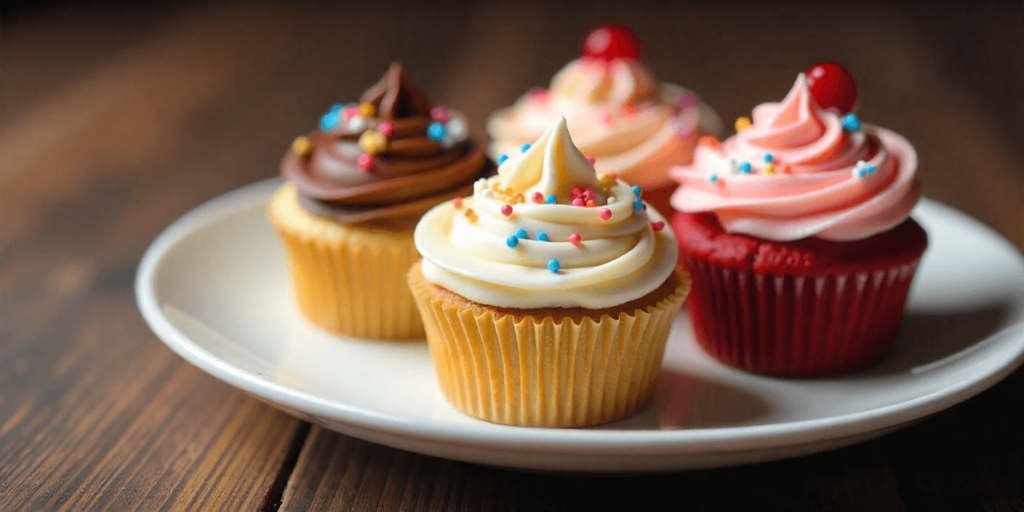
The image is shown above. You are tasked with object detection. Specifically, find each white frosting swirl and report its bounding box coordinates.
[415,117,678,309]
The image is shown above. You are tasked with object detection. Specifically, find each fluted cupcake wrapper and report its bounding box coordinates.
[408,263,689,427]
[270,184,424,339]
[682,253,922,376]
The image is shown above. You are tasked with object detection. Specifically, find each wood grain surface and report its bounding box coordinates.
[1,2,1021,511]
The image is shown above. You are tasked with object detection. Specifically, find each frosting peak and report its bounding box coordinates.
[744,73,825,147]
[359,63,432,119]
[497,117,602,202]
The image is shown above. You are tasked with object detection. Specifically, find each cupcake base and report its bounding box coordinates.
[408,262,690,427]
[673,213,928,377]
[269,184,425,339]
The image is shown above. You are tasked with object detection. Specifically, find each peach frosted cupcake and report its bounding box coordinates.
[487,24,716,218]
[271,63,491,339]
[410,117,689,427]
[670,65,927,376]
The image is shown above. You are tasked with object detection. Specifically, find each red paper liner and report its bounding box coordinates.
[681,252,921,376]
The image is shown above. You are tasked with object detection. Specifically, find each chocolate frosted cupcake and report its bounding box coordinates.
[270,63,491,339]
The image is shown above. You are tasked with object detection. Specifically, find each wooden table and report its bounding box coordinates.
[2,3,1021,510]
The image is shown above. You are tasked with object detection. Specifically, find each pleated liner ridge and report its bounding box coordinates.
[269,184,424,339]
[408,262,690,427]
[682,253,922,376]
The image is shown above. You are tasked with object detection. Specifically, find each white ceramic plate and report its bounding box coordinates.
[136,179,1024,472]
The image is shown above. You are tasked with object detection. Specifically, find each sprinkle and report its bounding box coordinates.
[378,122,394,138]
[343,106,359,121]
[600,208,612,220]
[632,185,642,197]
[357,153,375,170]
[651,220,665,232]
[501,204,513,216]
[358,102,376,118]
[738,162,752,174]
[726,157,739,174]
[708,173,719,183]
[622,103,635,116]
[514,228,528,239]
[547,259,561,273]
[521,143,532,152]
[497,154,509,165]
[853,160,877,179]
[451,198,463,210]
[735,116,752,132]
[427,122,447,142]
[464,208,476,219]
[358,130,388,154]
[607,196,617,204]
[572,197,585,207]
[569,233,582,246]
[506,235,520,248]
[842,113,861,132]
[320,111,340,131]
[348,117,367,132]
[633,198,644,211]
[763,153,774,163]
[545,194,557,204]
[586,155,596,164]
[582,190,595,202]
[608,172,617,180]
[586,200,597,207]
[783,165,793,174]
[536,231,549,242]
[446,118,468,143]
[292,136,313,157]
[531,191,544,204]
[571,186,582,197]
[764,163,776,174]
[698,136,719,148]
[430,106,450,123]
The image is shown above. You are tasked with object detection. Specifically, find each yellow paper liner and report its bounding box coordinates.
[269,184,424,339]
[408,261,690,427]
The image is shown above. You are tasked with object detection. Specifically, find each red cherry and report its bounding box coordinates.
[582,24,642,62]
[805,62,858,114]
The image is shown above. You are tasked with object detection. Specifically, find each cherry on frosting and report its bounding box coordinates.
[582,24,642,62]
[804,62,858,114]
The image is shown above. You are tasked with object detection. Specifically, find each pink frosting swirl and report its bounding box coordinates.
[670,74,919,242]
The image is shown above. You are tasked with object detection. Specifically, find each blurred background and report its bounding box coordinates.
[2,0,1021,253]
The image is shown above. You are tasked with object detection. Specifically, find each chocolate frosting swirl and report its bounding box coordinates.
[282,63,491,230]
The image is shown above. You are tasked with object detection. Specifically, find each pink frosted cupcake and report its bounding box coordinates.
[487,24,715,217]
[670,65,927,376]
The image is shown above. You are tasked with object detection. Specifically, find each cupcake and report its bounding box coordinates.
[410,117,689,427]
[487,24,714,218]
[670,64,927,376]
[270,63,491,339]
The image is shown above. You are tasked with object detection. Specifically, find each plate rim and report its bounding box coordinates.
[136,178,1024,455]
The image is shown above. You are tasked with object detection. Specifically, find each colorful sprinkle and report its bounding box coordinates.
[633,198,644,211]
[497,154,509,165]
[453,197,463,209]
[430,106,450,123]
[343,106,359,121]
[735,116,752,132]
[632,185,643,197]
[506,235,520,248]
[545,194,557,204]
[427,122,447,142]
[547,259,561,273]
[738,162,752,174]
[514,228,528,239]
[599,208,612,220]
[501,204,513,216]
[586,155,596,164]
[622,103,636,116]
[357,153,375,170]
[586,199,597,207]
[521,143,532,152]
[572,198,585,207]
[783,165,793,174]
[292,136,313,157]
[764,163,776,174]
[320,111,340,131]
[842,113,861,132]
[608,172,617,180]
[378,122,394,138]
[358,102,376,118]
[763,153,774,163]
[853,160,877,178]
[531,191,544,204]
[569,233,582,246]
[698,136,719,148]
[708,173,719,183]
[536,231,549,242]
[607,196,617,204]
[651,220,665,232]
[571,186,582,197]
[358,130,388,155]
[348,117,367,132]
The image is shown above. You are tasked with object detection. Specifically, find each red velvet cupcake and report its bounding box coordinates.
[669,65,927,376]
